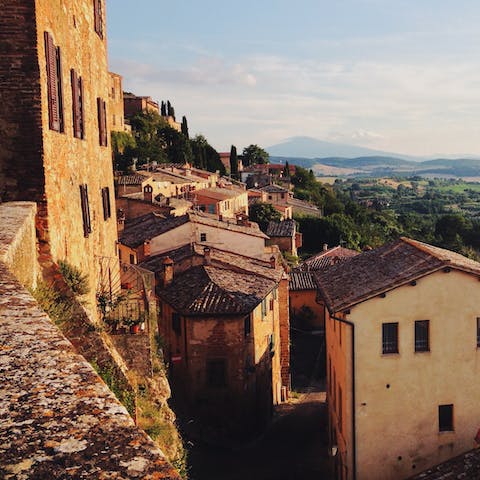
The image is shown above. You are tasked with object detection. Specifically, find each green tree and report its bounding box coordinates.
[229,145,238,177]
[190,135,226,175]
[181,116,189,139]
[160,101,167,116]
[242,144,269,166]
[158,125,192,164]
[249,203,282,231]
[129,111,168,165]
[111,131,136,171]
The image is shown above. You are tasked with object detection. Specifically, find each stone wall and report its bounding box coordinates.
[0,202,180,479]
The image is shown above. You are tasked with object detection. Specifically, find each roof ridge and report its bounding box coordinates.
[400,237,451,263]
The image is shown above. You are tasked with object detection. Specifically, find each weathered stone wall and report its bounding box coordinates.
[279,277,291,392]
[0,201,180,479]
[108,71,126,132]
[0,202,39,289]
[0,0,44,202]
[110,333,153,377]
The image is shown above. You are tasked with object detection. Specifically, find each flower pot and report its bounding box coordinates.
[130,324,140,334]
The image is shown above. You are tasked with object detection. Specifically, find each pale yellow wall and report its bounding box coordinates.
[343,269,480,480]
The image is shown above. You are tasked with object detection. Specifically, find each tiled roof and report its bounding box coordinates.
[409,448,480,479]
[117,174,150,185]
[315,237,480,313]
[194,187,244,201]
[299,246,359,271]
[289,271,317,291]
[120,213,189,248]
[260,184,290,193]
[139,243,283,283]
[158,265,276,315]
[266,219,296,237]
[288,198,322,216]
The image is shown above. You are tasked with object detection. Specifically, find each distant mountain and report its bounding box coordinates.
[266,136,421,161]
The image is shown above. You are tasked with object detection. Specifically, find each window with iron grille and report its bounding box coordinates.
[44,32,64,132]
[415,320,430,352]
[439,404,454,432]
[79,184,91,238]
[207,359,226,388]
[101,187,111,220]
[71,69,84,139]
[382,322,398,354]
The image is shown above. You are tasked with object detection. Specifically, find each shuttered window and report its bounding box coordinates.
[44,32,64,132]
[79,184,92,238]
[97,97,107,146]
[93,0,103,38]
[101,187,111,220]
[71,69,84,139]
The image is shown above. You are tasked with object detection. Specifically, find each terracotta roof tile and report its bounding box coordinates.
[299,246,359,271]
[266,219,296,237]
[315,237,480,313]
[260,184,290,193]
[289,271,317,291]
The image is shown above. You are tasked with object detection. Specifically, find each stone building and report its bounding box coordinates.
[123,92,159,117]
[143,244,290,437]
[108,71,128,132]
[317,238,480,480]
[0,0,119,312]
[266,218,302,256]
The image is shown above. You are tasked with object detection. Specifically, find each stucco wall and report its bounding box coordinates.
[290,289,325,329]
[349,269,480,480]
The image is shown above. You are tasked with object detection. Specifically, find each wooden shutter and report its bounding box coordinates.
[71,70,84,139]
[102,187,111,220]
[94,0,103,38]
[97,97,107,146]
[44,32,60,131]
[80,184,92,237]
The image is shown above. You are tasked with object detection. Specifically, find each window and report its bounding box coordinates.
[172,313,181,336]
[79,184,91,238]
[97,98,107,146]
[415,320,430,352]
[44,32,64,132]
[244,316,251,337]
[382,322,399,354]
[71,69,84,139]
[261,299,267,318]
[269,333,275,354]
[477,317,480,348]
[439,404,454,432]
[129,254,135,264]
[101,187,111,220]
[207,359,226,388]
[269,298,274,311]
[200,232,207,242]
[272,288,277,300]
[93,0,103,38]
[207,204,215,214]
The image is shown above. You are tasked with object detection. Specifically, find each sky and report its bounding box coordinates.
[107,1,480,157]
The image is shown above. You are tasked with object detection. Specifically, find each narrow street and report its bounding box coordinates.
[187,330,332,480]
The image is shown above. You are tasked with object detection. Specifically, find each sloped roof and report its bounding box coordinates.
[260,184,290,194]
[315,237,480,313]
[158,265,276,315]
[117,174,150,185]
[120,213,189,248]
[194,187,244,201]
[289,271,317,291]
[287,197,322,216]
[266,219,296,237]
[300,246,359,271]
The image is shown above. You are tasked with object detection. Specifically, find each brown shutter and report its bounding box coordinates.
[71,69,80,137]
[44,32,60,131]
[94,0,103,38]
[55,47,64,132]
[102,187,111,220]
[80,184,92,237]
[97,98,107,146]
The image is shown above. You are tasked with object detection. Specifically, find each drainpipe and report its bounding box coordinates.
[331,312,356,480]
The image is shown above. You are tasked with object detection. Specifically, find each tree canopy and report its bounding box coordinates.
[242,144,269,166]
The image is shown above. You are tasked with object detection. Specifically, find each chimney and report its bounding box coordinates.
[143,241,151,258]
[203,247,211,265]
[143,185,153,203]
[323,243,328,252]
[163,257,174,286]
[270,255,276,269]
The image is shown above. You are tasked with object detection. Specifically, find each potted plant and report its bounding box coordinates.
[124,314,143,334]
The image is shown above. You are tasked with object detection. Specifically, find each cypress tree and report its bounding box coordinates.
[230,145,238,177]
[160,101,167,116]
[181,116,189,138]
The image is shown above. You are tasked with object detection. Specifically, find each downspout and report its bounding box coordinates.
[331,312,356,480]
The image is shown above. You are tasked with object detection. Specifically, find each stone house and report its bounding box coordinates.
[118,211,269,264]
[265,218,302,256]
[146,244,289,436]
[289,245,359,330]
[108,71,128,132]
[123,92,159,117]
[316,237,480,480]
[193,187,249,218]
[0,0,119,312]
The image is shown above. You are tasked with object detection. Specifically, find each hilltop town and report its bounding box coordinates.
[2,2,480,480]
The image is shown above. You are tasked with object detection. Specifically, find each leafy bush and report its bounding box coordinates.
[59,260,89,296]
